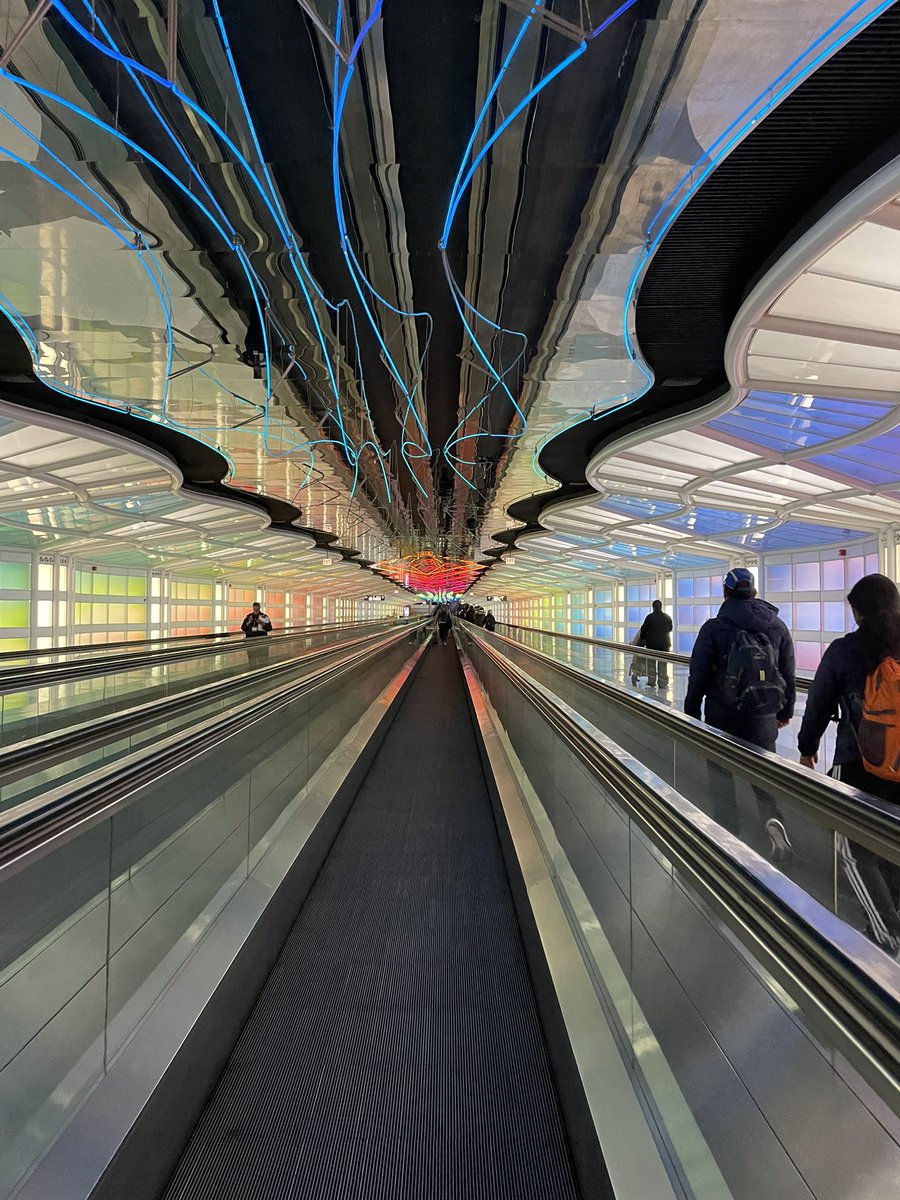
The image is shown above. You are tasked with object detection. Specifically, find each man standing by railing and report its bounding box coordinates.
[638,600,673,689]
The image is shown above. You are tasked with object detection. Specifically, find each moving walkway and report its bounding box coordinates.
[1,623,898,1200]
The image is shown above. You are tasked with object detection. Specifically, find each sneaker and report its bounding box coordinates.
[765,818,794,864]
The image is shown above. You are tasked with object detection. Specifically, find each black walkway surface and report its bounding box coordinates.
[161,642,580,1200]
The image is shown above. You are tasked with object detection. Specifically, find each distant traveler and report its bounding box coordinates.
[473,607,486,628]
[436,604,452,646]
[685,567,795,862]
[484,611,496,632]
[241,601,272,638]
[638,600,672,688]
[798,573,900,954]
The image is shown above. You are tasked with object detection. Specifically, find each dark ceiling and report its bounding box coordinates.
[4,0,661,554]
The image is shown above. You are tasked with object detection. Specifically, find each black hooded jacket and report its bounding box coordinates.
[684,597,796,741]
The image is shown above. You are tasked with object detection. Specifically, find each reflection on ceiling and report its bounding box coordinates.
[486,160,900,599]
[0,398,381,596]
[0,0,894,600]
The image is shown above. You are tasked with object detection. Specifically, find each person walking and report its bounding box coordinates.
[483,610,496,632]
[241,601,272,638]
[436,603,452,646]
[638,599,673,688]
[798,573,900,954]
[684,567,795,862]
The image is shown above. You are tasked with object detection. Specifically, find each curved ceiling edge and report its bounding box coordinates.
[723,151,900,401]
[0,315,369,565]
[486,2,900,562]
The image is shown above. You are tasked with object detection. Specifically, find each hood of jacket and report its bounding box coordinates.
[716,597,781,633]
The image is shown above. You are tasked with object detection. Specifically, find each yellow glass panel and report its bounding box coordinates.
[199,584,213,600]
[37,563,54,591]
[58,564,67,589]
[0,561,30,590]
[37,600,52,627]
[91,603,108,624]
[0,637,29,652]
[0,600,30,628]
[109,604,126,624]
[92,573,108,595]
[57,601,67,625]
[127,604,145,624]
[151,575,161,597]
[109,575,127,597]
[128,576,147,597]
[150,603,161,624]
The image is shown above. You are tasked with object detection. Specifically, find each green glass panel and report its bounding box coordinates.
[0,600,30,628]
[128,576,147,597]
[109,575,127,596]
[0,561,30,589]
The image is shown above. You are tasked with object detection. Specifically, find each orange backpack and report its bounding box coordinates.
[857,657,900,781]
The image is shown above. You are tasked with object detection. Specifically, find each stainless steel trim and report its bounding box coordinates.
[0,623,427,879]
[498,620,812,689]
[484,625,900,864]
[464,628,900,1114]
[458,641,681,1200]
[0,624,419,786]
[0,618,409,694]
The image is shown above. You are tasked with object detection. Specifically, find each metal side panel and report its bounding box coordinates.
[15,642,429,1200]
[158,644,580,1200]
[457,645,680,1200]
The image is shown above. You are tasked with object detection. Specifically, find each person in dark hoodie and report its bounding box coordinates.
[638,600,673,689]
[685,567,796,862]
[798,573,900,954]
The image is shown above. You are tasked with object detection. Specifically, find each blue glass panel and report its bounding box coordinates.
[605,542,660,559]
[822,559,845,590]
[707,390,890,455]
[846,557,865,587]
[766,563,792,592]
[794,562,820,591]
[676,631,694,653]
[823,602,846,631]
[594,624,613,638]
[677,577,693,598]
[809,431,900,486]
[599,495,681,519]
[795,602,820,631]
[722,523,866,551]
[676,605,693,626]
[665,507,769,537]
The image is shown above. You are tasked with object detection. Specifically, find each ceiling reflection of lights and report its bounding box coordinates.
[375,551,483,597]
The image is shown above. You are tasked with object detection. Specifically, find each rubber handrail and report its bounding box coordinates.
[496,621,813,691]
[465,624,900,866]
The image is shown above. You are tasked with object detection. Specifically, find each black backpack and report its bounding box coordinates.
[721,629,786,717]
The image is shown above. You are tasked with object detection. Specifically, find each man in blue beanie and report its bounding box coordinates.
[685,567,796,863]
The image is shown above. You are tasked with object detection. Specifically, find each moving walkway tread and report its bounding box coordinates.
[160,642,580,1200]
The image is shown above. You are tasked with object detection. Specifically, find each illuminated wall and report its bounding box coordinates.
[501,536,886,669]
[0,549,388,650]
[761,542,880,671]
